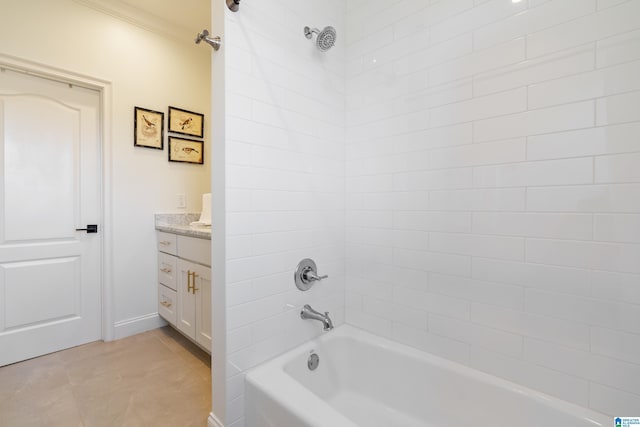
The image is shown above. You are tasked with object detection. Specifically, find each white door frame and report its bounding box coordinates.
[0,53,115,342]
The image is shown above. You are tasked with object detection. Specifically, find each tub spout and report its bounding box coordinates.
[301,304,334,331]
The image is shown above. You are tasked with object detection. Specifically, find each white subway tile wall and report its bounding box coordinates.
[346,0,640,417]
[223,0,640,424]
[224,1,346,425]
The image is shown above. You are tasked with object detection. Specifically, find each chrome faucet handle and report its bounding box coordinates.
[303,270,328,282]
[295,258,328,291]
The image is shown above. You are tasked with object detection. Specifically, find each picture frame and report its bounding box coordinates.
[168,106,204,138]
[168,137,204,164]
[134,107,164,149]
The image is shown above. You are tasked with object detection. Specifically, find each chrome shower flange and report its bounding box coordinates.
[226,0,240,12]
[304,26,315,39]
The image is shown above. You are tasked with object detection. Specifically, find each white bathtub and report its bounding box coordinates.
[245,325,610,427]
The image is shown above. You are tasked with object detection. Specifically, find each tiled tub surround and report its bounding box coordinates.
[219,0,640,425]
[222,1,347,424]
[345,0,640,418]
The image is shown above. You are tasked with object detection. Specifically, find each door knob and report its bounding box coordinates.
[75,224,98,233]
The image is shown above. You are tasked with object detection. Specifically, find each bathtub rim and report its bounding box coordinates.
[245,324,611,427]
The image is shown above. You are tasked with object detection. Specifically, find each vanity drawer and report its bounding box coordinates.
[158,284,177,325]
[158,252,177,290]
[157,231,177,255]
[177,235,211,266]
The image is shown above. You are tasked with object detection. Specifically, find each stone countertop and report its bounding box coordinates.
[155,213,211,240]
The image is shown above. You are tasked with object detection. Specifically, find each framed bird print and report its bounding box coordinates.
[168,106,204,138]
[134,107,164,149]
[168,137,204,164]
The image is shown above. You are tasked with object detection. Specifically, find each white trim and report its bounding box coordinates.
[73,0,196,44]
[113,313,166,340]
[100,79,114,341]
[0,53,110,91]
[0,52,114,342]
[208,413,224,427]
[211,0,227,423]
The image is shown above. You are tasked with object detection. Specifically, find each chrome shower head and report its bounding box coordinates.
[304,26,336,52]
[317,26,336,52]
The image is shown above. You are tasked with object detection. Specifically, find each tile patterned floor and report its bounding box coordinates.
[0,327,211,427]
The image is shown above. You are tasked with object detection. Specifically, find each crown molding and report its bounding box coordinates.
[73,0,195,44]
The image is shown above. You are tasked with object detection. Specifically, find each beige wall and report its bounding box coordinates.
[0,0,211,337]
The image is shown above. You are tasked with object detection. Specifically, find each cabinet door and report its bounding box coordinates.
[176,259,196,340]
[194,264,212,352]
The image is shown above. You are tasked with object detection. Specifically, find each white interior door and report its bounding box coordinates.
[0,68,101,366]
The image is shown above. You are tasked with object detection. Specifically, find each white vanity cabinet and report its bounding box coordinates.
[157,230,211,353]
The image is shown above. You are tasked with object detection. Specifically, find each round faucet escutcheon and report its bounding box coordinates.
[295,258,328,291]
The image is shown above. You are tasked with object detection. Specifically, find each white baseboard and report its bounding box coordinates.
[113,313,167,340]
[208,413,224,427]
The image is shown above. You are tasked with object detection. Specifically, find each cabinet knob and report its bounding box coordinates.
[160,300,172,308]
[160,267,172,273]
